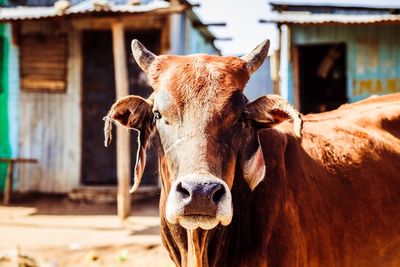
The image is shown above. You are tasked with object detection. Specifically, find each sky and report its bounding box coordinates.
[190,0,400,56]
[191,0,276,56]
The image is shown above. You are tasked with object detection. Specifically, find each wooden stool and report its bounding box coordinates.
[0,158,37,205]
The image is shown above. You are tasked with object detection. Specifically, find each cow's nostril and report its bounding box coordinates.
[212,185,226,204]
[176,182,190,198]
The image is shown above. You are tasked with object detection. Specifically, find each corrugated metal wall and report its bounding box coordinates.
[289,24,400,103]
[184,16,218,55]
[169,13,218,55]
[17,22,81,193]
[187,28,216,54]
[244,59,274,101]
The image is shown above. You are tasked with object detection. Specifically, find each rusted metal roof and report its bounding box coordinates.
[262,13,400,25]
[0,0,171,21]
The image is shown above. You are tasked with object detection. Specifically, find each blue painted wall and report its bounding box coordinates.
[289,24,400,103]
[169,13,218,56]
[186,26,216,55]
[184,14,218,55]
[244,59,274,101]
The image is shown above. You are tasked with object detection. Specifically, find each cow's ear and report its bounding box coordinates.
[240,132,266,191]
[240,95,302,190]
[104,95,153,131]
[244,95,303,138]
[103,95,155,193]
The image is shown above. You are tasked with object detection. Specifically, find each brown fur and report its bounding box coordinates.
[157,89,400,266]
[106,51,400,266]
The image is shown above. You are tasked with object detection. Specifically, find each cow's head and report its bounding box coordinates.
[104,39,302,230]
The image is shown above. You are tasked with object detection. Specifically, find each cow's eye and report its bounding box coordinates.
[153,111,162,123]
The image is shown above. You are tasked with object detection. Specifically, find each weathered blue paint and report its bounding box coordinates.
[169,13,218,56]
[287,62,294,104]
[185,21,217,55]
[6,23,20,172]
[169,13,186,55]
[289,24,400,103]
[244,59,274,101]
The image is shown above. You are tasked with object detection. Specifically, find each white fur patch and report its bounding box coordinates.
[179,216,220,230]
[166,174,233,230]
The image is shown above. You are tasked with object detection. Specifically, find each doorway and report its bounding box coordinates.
[81,29,160,186]
[297,43,347,114]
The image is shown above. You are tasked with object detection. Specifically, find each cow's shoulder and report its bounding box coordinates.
[265,93,400,171]
[299,93,400,167]
[303,93,400,129]
[302,93,400,137]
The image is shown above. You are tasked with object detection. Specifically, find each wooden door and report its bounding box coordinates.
[298,43,347,114]
[81,30,117,185]
[125,30,161,186]
[81,29,161,186]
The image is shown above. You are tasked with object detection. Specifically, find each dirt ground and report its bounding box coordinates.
[0,195,174,267]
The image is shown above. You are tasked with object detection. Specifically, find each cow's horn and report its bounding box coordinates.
[241,39,270,75]
[131,39,156,73]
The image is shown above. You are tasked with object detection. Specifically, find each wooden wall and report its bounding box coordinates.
[17,21,82,193]
[16,16,166,193]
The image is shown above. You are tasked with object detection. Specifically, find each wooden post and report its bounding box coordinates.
[292,46,301,110]
[112,21,131,220]
[3,162,14,205]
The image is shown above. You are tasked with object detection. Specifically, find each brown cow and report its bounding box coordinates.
[104,39,400,267]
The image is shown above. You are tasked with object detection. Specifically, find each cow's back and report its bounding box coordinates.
[266,93,400,266]
[301,93,400,165]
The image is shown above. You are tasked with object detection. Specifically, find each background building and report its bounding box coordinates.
[0,0,219,203]
[264,1,400,113]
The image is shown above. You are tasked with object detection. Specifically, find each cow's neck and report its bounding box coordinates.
[160,169,258,267]
[158,135,288,266]
[159,131,300,266]
[186,229,209,267]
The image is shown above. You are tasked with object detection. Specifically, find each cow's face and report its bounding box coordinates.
[104,40,302,230]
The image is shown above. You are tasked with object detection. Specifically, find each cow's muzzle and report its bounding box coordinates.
[166,174,233,230]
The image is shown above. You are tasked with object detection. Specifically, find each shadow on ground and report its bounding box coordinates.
[5,193,160,216]
[0,194,173,267]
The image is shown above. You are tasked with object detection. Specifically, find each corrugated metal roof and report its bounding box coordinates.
[269,0,400,9]
[263,13,400,25]
[0,0,171,21]
[0,0,220,52]
[3,0,154,7]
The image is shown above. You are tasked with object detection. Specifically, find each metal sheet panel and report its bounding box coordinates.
[0,0,170,21]
[17,27,81,193]
[289,24,400,103]
[265,13,400,25]
[269,0,400,9]
[184,13,219,55]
